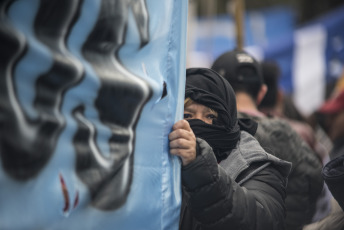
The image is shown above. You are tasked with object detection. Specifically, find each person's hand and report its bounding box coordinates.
[169,120,196,166]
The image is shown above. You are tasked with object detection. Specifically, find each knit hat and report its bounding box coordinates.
[211,49,263,85]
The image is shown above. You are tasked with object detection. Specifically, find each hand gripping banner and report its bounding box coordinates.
[0,0,187,229]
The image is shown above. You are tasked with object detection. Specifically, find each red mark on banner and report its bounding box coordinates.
[59,174,70,213]
[73,190,79,209]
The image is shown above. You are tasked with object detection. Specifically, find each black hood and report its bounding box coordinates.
[185,68,257,161]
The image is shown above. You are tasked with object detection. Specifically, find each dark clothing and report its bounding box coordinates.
[329,137,344,160]
[239,113,324,230]
[185,68,240,130]
[180,132,291,230]
[181,68,290,230]
[324,137,344,211]
[323,154,344,212]
[185,68,257,162]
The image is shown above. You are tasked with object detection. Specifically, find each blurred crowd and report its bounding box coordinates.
[173,48,344,229]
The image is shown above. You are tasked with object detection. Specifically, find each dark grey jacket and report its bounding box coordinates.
[239,113,324,230]
[180,131,291,230]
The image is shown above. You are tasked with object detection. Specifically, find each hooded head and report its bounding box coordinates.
[184,68,245,161]
[185,68,239,128]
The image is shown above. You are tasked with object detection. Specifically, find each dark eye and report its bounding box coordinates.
[207,114,217,119]
[206,114,218,124]
[184,113,192,119]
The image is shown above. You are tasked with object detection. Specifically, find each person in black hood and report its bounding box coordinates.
[169,68,291,230]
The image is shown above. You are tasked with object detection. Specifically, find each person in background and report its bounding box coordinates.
[257,61,333,223]
[303,90,344,230]
[317,89,344,160]
[310,153,344,230]
[259,61,328,160]
[211,50,324,230]
[169,68,291,230]
[322,155,344,215]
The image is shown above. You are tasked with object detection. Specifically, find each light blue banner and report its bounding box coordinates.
[0,0,188,229]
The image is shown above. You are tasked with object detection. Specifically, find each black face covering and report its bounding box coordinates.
[185,68,257,162]
[188,119,239,162]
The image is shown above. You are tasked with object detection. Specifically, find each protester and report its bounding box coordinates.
[212,50,324,230]
[319,153,344,230]
[259,62,316,147]
[304,90,344,229]
[169,68,291,229]
[302,198,344,230]
[257,61,332,223]
[258,61,331,162]
[323,155,344,212]
[317,89,344,160]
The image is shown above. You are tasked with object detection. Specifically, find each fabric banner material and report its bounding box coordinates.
[0,0,187,229]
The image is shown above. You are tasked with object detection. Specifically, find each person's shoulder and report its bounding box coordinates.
[237,130,268,156]
[255,116,300,141]
[230,130,291,180]
[239,111,291,131]
[254,116,322,173]
[257,116,290,129]
[238,131,291,167]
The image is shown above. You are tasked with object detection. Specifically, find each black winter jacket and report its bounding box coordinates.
[179,131,291,230]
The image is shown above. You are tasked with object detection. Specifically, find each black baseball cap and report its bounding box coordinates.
[211,49,263,85]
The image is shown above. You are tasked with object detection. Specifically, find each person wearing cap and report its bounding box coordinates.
[212,49,324,230]
[169,68,291,229]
